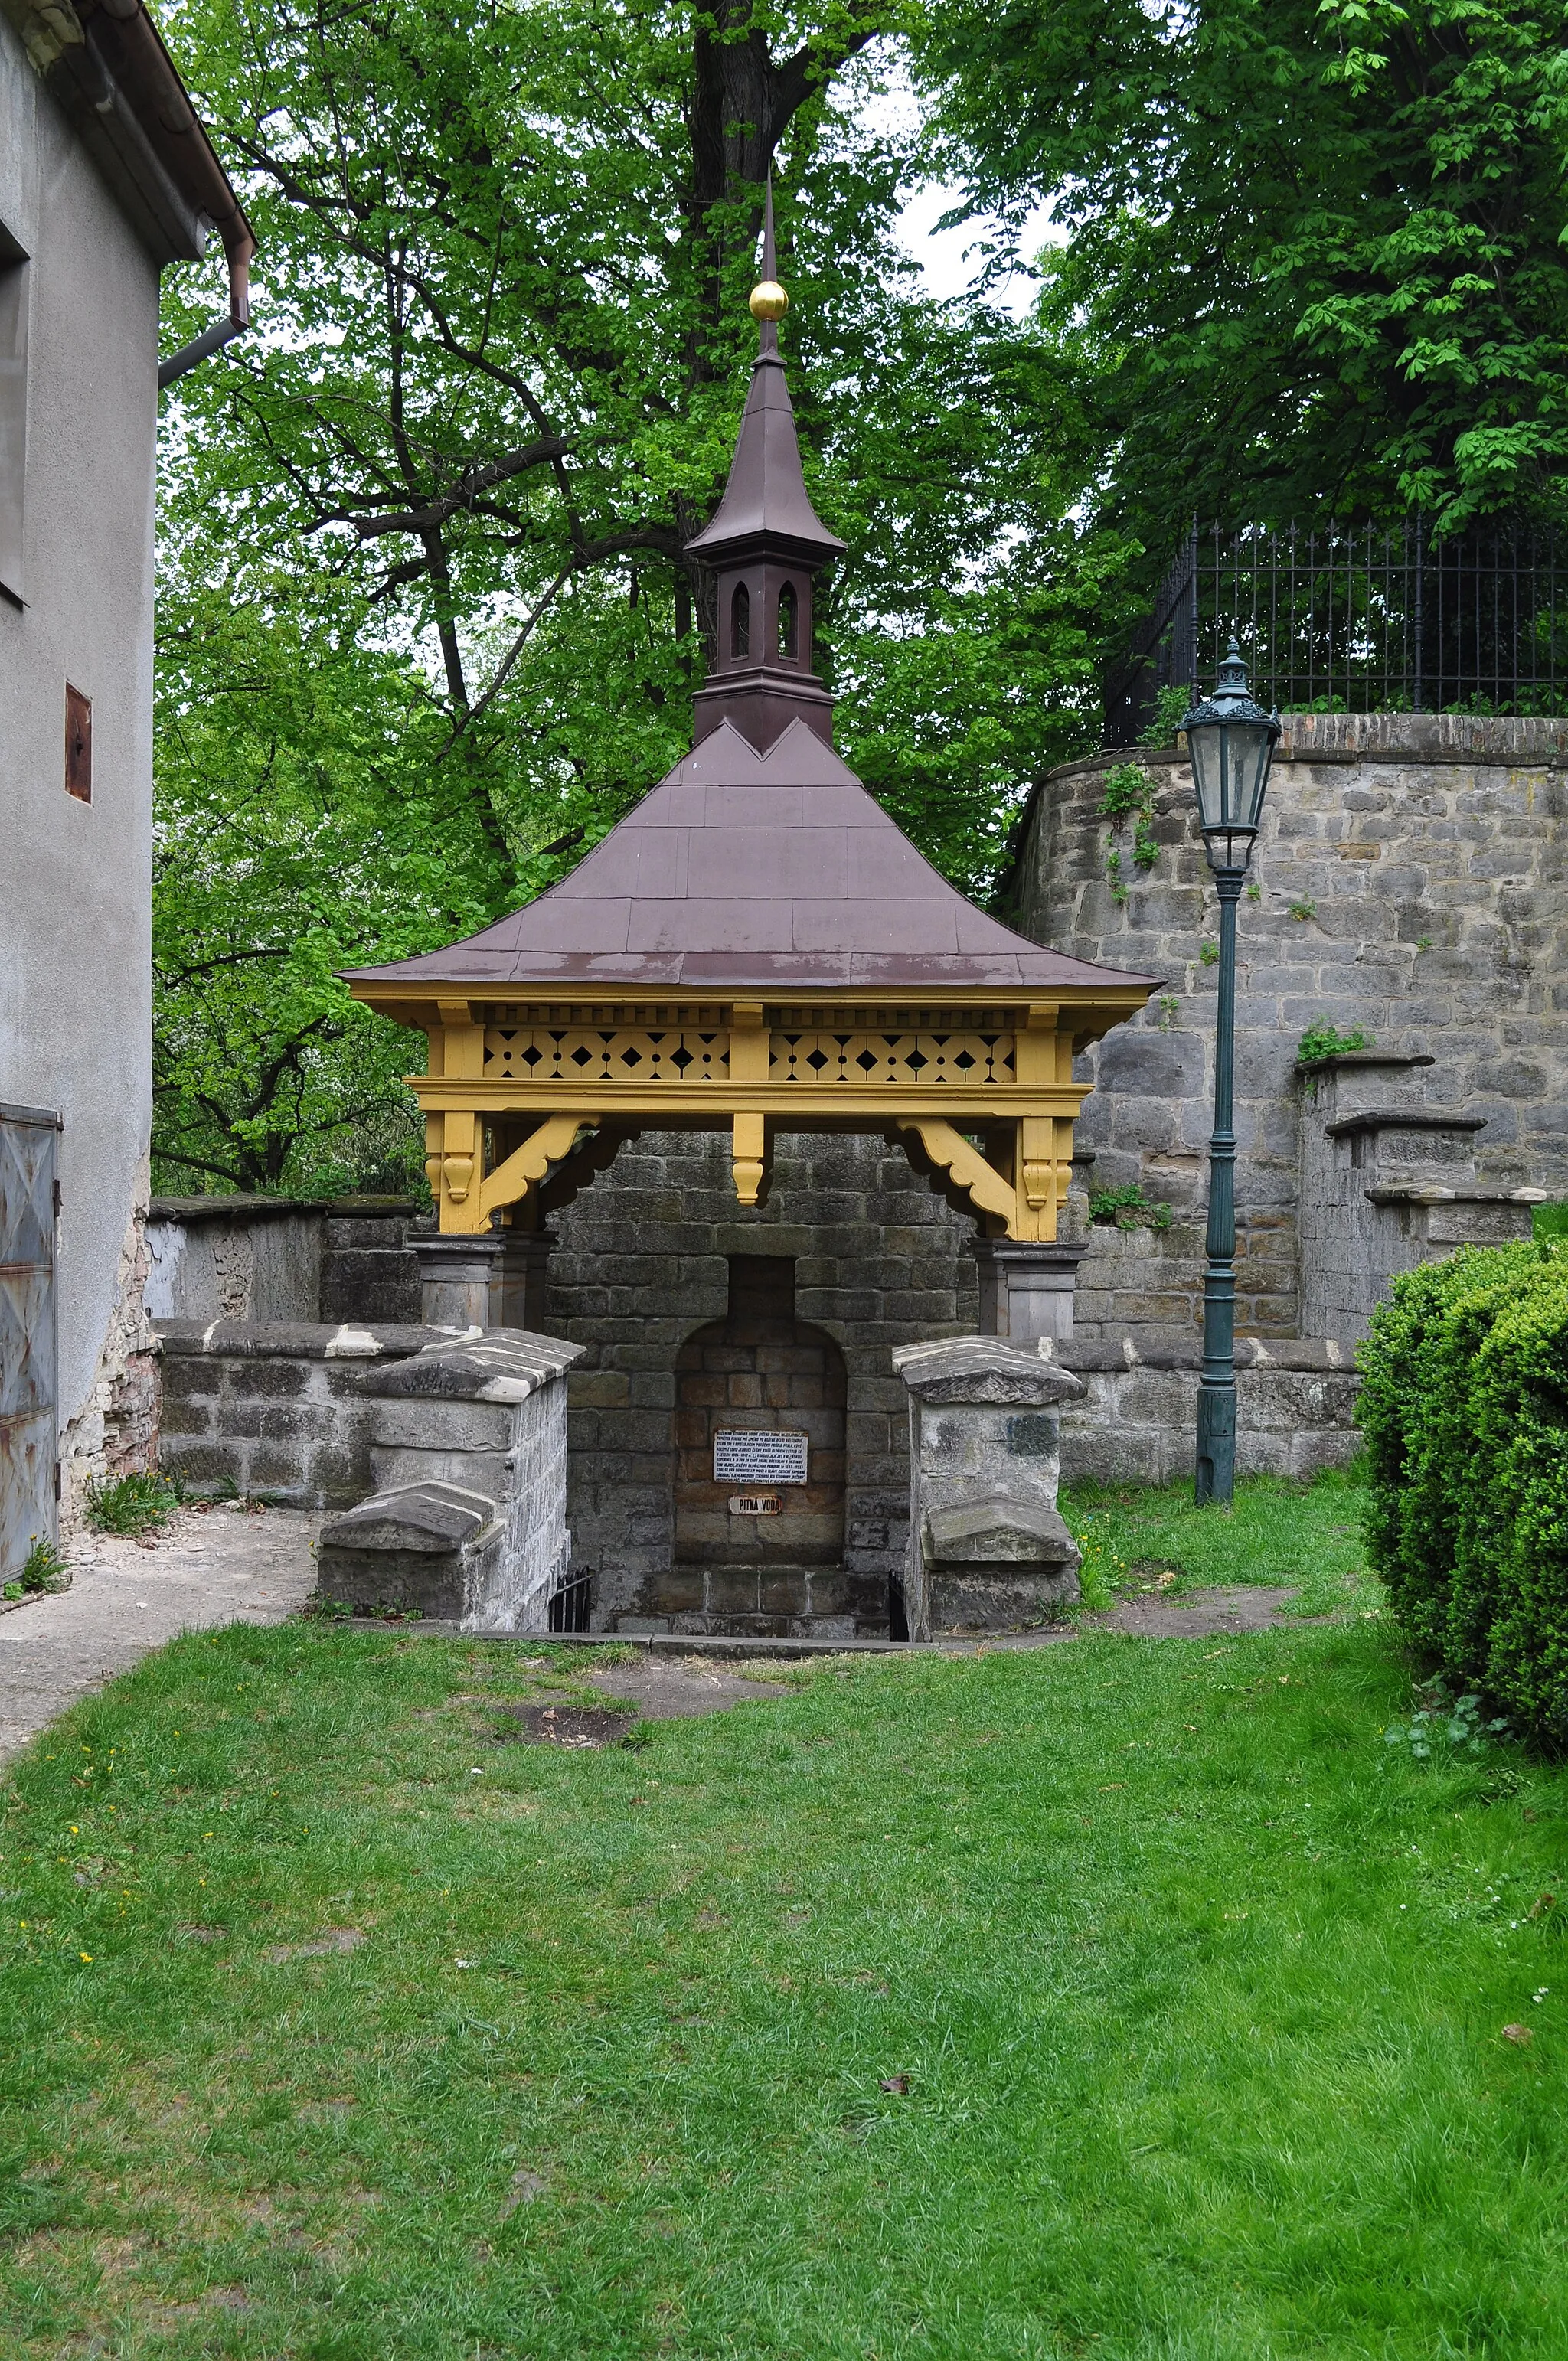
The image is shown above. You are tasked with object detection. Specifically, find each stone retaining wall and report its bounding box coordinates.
[156,1320,582,1631]
[1052,1337,1361,1484]
[145,1197,422,1327]
[1008,711,1568,1337]
[156,1321,447,1509]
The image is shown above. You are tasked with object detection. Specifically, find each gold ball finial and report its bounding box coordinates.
[749,279,788,323]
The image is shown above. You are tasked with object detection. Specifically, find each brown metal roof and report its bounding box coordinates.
[345,720,1157,995]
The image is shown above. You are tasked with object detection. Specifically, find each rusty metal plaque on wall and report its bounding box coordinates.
[713,1429,808,1486]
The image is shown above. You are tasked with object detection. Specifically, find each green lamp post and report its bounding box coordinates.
[1181,639,1281,1506]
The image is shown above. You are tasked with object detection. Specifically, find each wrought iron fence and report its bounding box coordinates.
[1105,519,1568,741]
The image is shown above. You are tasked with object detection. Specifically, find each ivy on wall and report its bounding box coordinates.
[1098,761,1160,905]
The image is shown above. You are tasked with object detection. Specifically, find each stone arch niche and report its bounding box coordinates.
[665,1252,851,1638]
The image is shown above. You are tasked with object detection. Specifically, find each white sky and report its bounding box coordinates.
[894,181,1061,315]
[864,54,1060,318]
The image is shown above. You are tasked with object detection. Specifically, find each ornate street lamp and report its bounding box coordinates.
[1181,638,1281,1505]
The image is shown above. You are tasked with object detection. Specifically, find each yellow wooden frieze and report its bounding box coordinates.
[360,985,1145,1245]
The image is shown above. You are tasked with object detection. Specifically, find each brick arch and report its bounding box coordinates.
[672,1255,847,1602]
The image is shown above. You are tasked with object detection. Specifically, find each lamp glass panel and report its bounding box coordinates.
[1186,723,1227,831]
[1226,720,1274,830]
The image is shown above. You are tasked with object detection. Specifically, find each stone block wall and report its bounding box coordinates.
[541,1128,978,1628]
[157,1321,444,1509]
[1009,711,1568,1337]
[1053,1338,1362,1484]
[145,1197,421,1326]
[158,1321,581,1631]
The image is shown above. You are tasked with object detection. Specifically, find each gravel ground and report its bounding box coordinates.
[0,1504,322,1765]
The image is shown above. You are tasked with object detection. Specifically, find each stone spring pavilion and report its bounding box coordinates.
[345,207,1155,1634]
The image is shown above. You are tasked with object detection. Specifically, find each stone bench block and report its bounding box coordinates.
[921,1494,1082,1634]
[315,1481,502,1621]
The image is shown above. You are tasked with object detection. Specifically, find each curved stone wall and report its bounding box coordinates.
[1009,712,1568,1338]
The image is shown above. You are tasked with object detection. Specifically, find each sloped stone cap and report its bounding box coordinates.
[893,1337,1085,1406]
[363,1329,584,1403]
[923,1497,1080,1566]
[319,1481,498,1554]
[155,1320,445,1361]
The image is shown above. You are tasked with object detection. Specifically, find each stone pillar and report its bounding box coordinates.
[892,1337,1086,1638]
[972,1239,1086,1343]
[407,1233,507,1331]
[492,1228,556,1332]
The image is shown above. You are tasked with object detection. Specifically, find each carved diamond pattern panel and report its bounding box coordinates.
[0,1109,56,1579]
[769,1032,1017,1086]
[485,1028,730,1083]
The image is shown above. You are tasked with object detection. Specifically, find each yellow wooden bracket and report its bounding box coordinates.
[439,1112,599,1232]
[480,1113,599,1225]
[896,1118,1018,1234]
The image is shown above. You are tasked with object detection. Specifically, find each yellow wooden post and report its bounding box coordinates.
[433,1001,485,1232]
[727,1001,769,1207]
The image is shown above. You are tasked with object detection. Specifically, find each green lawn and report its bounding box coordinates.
[1061,1468,1374,1615]
[4,1594,1568,2356]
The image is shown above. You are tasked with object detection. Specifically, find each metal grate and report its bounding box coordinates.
[547,1569,592,1633]
[1107,519,1568,739]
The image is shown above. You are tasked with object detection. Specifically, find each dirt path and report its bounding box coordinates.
[1082,1584,1301,1639]
[0,1505,322,1765]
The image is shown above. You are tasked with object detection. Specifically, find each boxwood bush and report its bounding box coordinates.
[1360,1239,1568,1736]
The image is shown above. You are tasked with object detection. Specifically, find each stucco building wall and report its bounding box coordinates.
[0,13,160,1497]
[1008,711,1568,1337]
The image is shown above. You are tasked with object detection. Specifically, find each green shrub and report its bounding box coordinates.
[83,1470,184,1537]
[1143,683,1193,745]
[1358,1241,1568,1738]
[1536,1202,1568,1242]
[21,1536,71,1593]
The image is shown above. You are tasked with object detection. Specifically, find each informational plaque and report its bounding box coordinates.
[713,1429,809,1486]
[729,1492,782,1517]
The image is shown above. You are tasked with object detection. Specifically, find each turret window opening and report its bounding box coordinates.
[777,580,799,660]
[730,582,750,660]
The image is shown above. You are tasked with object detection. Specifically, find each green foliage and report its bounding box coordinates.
[1535,1203,1568,1243]
[12,1615,1568,2348]
[920,0,1568,539]
[1357,1240,1568,1739]
[84,1473,185,1540]
[1096,758,1158,902]
[1198,939,1219,966]
[1086,1182,1171,1233]
[1383,1681,1511,1765]
[1288,898,1318,923]
[1096,759,1151,823]
[1145,682,1193,745]
[18,1539,71,1596]
[1298,1020,1374,1066]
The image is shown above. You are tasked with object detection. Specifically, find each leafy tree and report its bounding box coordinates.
[149,0,1137,1187]
[917,0,1568,543]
